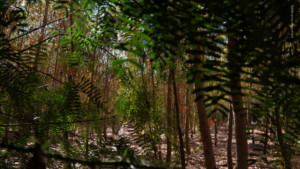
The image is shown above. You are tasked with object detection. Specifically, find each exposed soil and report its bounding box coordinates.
[1,124,300,169]
[114,124,300,169]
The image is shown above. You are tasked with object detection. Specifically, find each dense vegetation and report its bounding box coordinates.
[0,0,300,168]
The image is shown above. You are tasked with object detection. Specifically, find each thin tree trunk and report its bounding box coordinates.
[151,62,161,161]
[103,55,110,141]
[194,53,216,169]
[69,0,74,54]
[263,117,269,155]
[248,78,252,128]
[228,34,248,169]
[170,67,185,169]
[193,106,196,138]
[285,114,289,135]
[85,50,96,157]
[166,66,172,163]
[52,47,59,88]
[227,102,234,169]
[3,126,8,144]
[251,90,254,146]
[34,0,49,69]
[246,93,249,127]
[190,118,193,138]
[185,85,191,155]
[68,0,76,82]
[85,121,90,158]
[215,104,217,146]
[64,1,74,167]
[275,107,291,168]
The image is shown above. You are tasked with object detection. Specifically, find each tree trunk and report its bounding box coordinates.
[246,93,249,127]
[2,126,8,144]
[247,79,252,128]
[151,62,160,160]
[53,49,59,87]
[275,107,291,168]
[228,34,248,169]
[64,1,75,167]
[103,56,110,141]
[85,122,90,158]
[194,54,216,169]
[34,0,49,69]
[285,114,289,135]
[185,85,191,155]
[69,0,74,54]
[263,117,269,155]
[170,67,185,169]
[192,106,196,138]
[227,102,234,169]
[68,0,76,82]
[85,50,96,157]
[166,66,172,163]
[214,104,217,146]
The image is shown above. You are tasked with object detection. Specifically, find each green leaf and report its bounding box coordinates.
[119,17,135,25]
[74,18,84,28]
[128,59,143,69]
[83,0,91,8]
[205,69,218,73]
[134,32,151,41]
[247,159,257,165]
[42,140,52,149]
[54,6,69,17]
[118,67,127,76]
[249,153,260,156]
[122,148,128,162]
[112,59,127,66]
[217,37,224,43]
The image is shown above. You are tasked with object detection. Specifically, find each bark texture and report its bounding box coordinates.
[171,67,185,169]
[185,86,191,155]
[166,66,172,163]
[275,107,291,168]
[228,34,248,169]
[227,102,233,169]
[194,54,216,169]
[214,105,217,146]
[34,1,49,69]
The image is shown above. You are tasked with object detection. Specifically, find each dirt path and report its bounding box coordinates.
[2,124,299,168]
[116,124,299,168]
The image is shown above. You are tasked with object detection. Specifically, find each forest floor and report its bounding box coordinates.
[114,124,300,169]
[177,125,299,169]
[1,124,300,168]
[184,125,275,169]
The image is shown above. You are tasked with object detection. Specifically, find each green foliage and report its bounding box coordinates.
[109,0,300,167]
[2,0,300,168]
